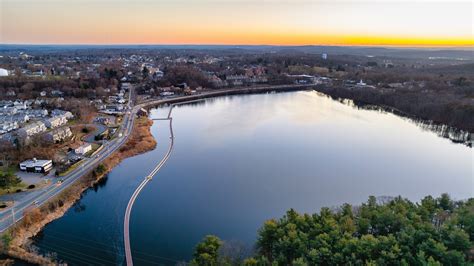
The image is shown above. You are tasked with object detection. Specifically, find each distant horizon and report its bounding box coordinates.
[1,0,472,47]
[1,43,473,50]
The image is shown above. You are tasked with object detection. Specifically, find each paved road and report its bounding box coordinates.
[0,88,136,233]
[0,84,312,245]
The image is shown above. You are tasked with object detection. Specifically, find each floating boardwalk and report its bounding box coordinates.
[124,101,203,266]
[123,85,315,265]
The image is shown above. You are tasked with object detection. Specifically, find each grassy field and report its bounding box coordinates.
[0,182,28,196]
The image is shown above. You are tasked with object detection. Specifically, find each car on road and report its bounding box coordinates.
[33,200,39,205]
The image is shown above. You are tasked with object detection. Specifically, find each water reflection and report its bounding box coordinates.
[93,174,109,191]
[320,93,472,147]
[32,91,472,265]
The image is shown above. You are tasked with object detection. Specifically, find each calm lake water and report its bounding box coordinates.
[33,91,473,265]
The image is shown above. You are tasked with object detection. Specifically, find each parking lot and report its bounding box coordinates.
[15,168,56,185]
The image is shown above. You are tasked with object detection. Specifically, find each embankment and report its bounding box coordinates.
[1,117,157,265]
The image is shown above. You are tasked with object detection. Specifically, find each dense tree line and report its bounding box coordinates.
[191,194,474,265]
[316,85,474,132]
[159,65,211,88]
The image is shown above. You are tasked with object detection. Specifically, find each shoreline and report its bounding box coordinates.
[0,84,470,264]
[1,117,157,265]
[142,85,471,145]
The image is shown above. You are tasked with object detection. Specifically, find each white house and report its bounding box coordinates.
[0,68,9,77]
[44,114,68,128]
[356,79,367,87]
[0,121,18,134]
[45,127,72,143]
[17,121,47,139]
[75,143,92,155]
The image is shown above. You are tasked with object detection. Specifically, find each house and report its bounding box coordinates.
[51,109,74,119]
[137,108,148,117]
[75,143,92,155]
[10,113,29,124]
[51,90,64,97]
[0,68,9,77]
[0,121,18,134]
[13,100,27,110]
[44,127,72,143]
[94,116,112,125]
[0,106,18,116]
[209,75,226,88]
[356,79,367,87]
[388,83,404,88]
[25,109,48,118]
[287,74,317,84]
[226,75,246,86]
[19,158,53,173]
[153,70,164,80]
[160,91,174,97]
[0,100,13,108]
[17,121,47,139]
[44,115,68,128]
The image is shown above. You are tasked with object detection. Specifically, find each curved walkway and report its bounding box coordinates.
[123,105,175,266]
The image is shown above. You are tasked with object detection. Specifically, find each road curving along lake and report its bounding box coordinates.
[32,91,472,265]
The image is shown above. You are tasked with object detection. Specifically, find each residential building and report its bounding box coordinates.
[226,75,246,86]
[0,121,18,134]
[0,68,9,77]
[25,109,48,118]
[44,114,68,128]
[0,107,18,116]
[13,100,27,110]
[17,121,47,139]
[160,91,174,97]
[51,109,74,119]
[44,127,72,143]
[137,108,148,117]
[95,116,112,125]
[51,90,64,97]
[75,143,92,155]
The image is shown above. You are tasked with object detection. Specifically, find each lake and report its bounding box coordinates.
[32,91,473,265]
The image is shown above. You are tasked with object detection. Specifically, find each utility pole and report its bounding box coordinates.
[11,206,15,224]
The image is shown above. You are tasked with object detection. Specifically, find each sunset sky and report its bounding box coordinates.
[1,0,473,47]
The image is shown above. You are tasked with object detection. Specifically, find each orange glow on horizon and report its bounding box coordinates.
[1,0,472,47]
